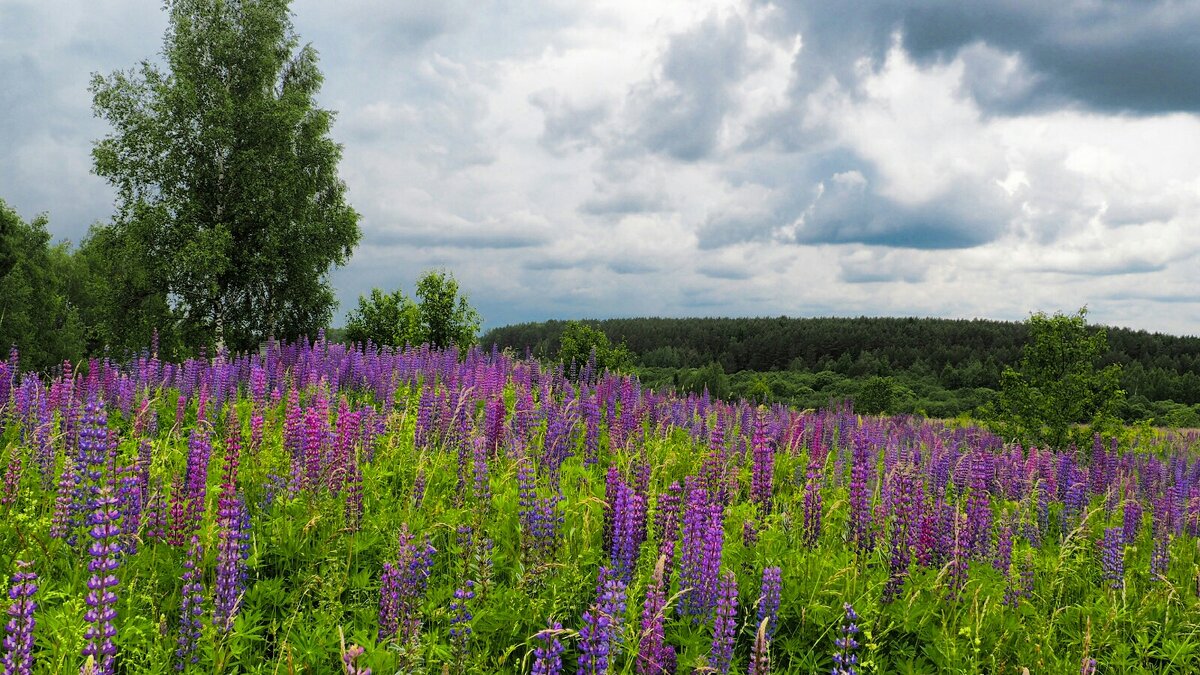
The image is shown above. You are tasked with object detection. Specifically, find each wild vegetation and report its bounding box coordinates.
[483,316,1200,426]
[2,339,1199,673]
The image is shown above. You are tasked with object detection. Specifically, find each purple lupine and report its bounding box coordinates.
[1123,495,1142,544]
[176,535,204,670]
[831,603,860,675]
[678,481,723,619]
[756,566,782,641]
[82,486,122,675]
[848,439,874,553]
[609,478,646,582]
[3,561,37,675]
[378,526,436,647]
[532,621,565,675]
[345,457,364,531]
[213,416,246,633]
[577,569,626,675]
[448,581,476,665]
[750,412,775,514]
[50,458,78,540]
[377,563,402,643]
[412,469,426,510]
[708,570,738,675]
[636,556,671,675]
[1100,527,1125,589]
[802,450,824,548]
[946,509,968,601]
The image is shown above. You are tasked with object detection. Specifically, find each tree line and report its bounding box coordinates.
[483,316,1200,426]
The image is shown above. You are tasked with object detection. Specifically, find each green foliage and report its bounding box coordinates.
[0,200,86,371]
[414,270,482,350]
[556,321,633,375]
[344,288,421,348]
[992,308,1125,448]
[89,0,360,354]
[346,271,481,351]
[675,361,731,399]
[856,376,895,415]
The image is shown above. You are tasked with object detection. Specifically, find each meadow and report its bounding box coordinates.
[1,337,1199,674]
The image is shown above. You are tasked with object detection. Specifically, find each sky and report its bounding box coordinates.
[3,0,1200,335]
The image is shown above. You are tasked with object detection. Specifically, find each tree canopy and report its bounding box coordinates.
[992,308,1124,448]
[557,321,633,376]
[345,271,481,351]
[90,0,360,354]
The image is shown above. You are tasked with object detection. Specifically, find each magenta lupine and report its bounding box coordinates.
[757,566,782,641]
[831,602,860,675]
[532,622,565,675]
[708,570,738,675]
[82,486,122,675]
[3,561,37,675]
[303,407,324,492]
[176,536,204,670]
[750,412,775,514]
[342,644,371,675]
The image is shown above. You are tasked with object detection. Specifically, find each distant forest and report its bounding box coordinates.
[482,317,1200,425]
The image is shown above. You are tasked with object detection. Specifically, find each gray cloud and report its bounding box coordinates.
[758,1,1200,115]
[624,12,751,161]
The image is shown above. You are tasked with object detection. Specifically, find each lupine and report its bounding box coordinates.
[532,621,565,675]
[802,451,823,548]
[848,439,874,552]
[757,566,782,641]
[342,644,371,675]
[577,570,626,675]
[448,581,476,665]
[749,616,771,675]
[750,412,775,514]
[213,415,246,633]
[176,536,204,670]
[82,486,122,675]
[3,561,37,675]
[708,570,738,675]
[831,602,860,675]
[679,482,723,619]
[1100,526,1125,589]
[636,556,671,675]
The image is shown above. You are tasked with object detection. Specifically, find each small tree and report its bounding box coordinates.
[344,288,420,348]
[346,270,480,351]
[415,271,481,351]
[992,308,1124,449]
[856,376,894,416]
[557,321,633,375]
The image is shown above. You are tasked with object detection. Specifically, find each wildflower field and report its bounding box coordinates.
[1,338,1199,674]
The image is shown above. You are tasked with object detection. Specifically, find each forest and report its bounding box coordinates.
[483,317,1200,425]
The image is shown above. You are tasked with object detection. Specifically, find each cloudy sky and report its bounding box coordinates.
[3,1,1200,334]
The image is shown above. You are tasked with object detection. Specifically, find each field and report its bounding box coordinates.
[1,338,1199,673]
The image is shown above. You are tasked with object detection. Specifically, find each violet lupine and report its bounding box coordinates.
[636,556,672,675]
[750,412,775,515]
[448,581,476,665]
[708,570,738,675]
[345,457,364,531]
[1100,526,1125,590]
[82,486,122,675]
[213,414,246,634]
[176,536,204,670]
[50,459,78,540]
[378,526,436,647]
[847,439,874,553]
[609,478,646,582]
[577,569,626,675]
[946,509,969,601]
[678,482,723,620]
[3,561,37,675]
[1123,495,1142,544]
[756,566,782,641]
[831,603,860,675]
[802,452,824,549]
[532,621,565,675]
